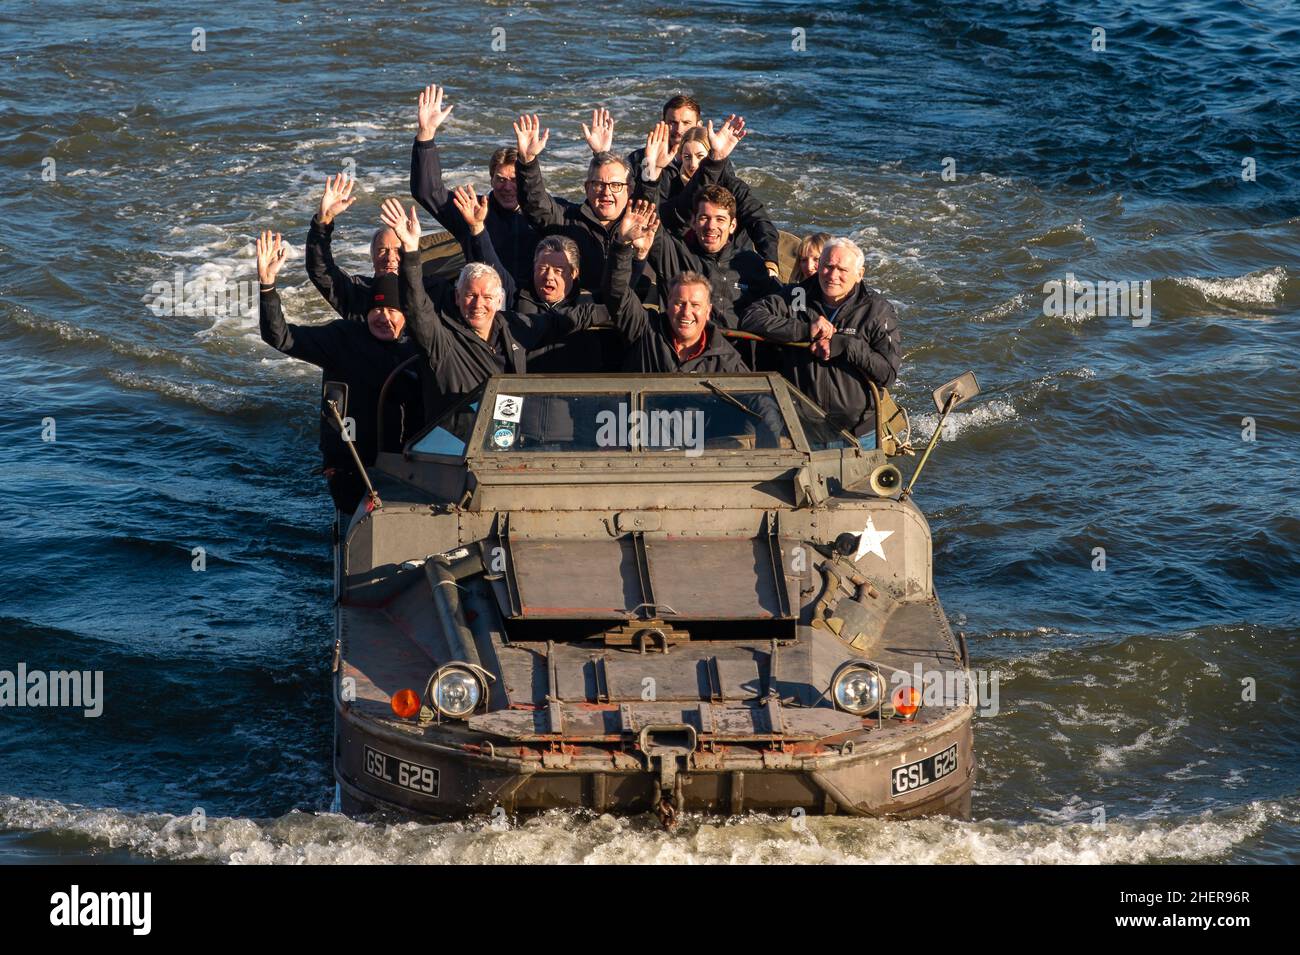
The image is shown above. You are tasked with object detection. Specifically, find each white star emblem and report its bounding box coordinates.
[853,516,893,562]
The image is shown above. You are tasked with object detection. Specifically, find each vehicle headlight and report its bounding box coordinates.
[833,666,886,715]
[431,666,482,719]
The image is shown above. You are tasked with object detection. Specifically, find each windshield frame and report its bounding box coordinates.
[405,373,829,463]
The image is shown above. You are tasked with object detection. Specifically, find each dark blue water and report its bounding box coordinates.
[1,0,1297,862]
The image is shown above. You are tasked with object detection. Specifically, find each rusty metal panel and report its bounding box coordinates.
[494,643,547,706]
[507,533,795,621]
[601,652,707,701]
[468,699,861,742]
[511,538,641,617]
[712,654,766,700]
[644,537,792,619]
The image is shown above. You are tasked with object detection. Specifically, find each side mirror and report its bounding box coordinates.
[322,381,349,433]
[932,372,980,414]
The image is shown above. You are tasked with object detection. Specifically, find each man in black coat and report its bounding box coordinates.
[640,177,780,330]
[306,172,510,325]
[510,112,640,303]
[511,234,623,373]
[740,237,902,441]
[602,201,748,375]
[257,230,423,514]
[381,200,610,422]
[620,100,780,272]
[408,83,538,289]
[631,117,776,327]
[304,173,403,320]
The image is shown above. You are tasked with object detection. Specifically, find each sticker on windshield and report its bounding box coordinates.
[491,425,517,449]
[493,394,523,423]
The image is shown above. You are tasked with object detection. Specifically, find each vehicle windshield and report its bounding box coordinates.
[409,389,482,457]
[788,389,857,450]
[477,387,792,454]
[641,391,790,451]
[481,392,630,452]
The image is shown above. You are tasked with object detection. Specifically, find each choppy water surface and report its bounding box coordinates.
[1,0,1297,863]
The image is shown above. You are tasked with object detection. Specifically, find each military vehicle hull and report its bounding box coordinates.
[334,696,972,819]
[329,373,977,824]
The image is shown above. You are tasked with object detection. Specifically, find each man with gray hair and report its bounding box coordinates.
[513,235,619,372]
[381,200,610,420]
[741,236,902,442]
[511,113,633,301]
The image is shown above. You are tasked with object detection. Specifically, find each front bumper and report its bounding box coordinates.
[334,701,975,819]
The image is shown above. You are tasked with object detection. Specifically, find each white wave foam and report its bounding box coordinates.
[911,399,1018,441]
[105,370,251,413]
[1174,266,1286,305]
[0,795,1283,865]
[1096,718,1189,769]
[973,292,1029,322]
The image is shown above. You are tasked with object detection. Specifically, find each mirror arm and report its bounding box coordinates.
[899,392,956,502]
[324,399,383,511]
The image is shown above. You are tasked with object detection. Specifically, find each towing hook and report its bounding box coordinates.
[640,724,694,828]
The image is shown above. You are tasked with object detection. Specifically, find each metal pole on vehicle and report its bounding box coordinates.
[899,393,955,502]
[324,399,382,511]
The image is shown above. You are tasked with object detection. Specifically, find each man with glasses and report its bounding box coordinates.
[511,113,635,302]
[409,84,538,288]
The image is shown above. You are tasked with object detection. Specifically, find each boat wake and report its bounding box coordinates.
[2,794,1292,865]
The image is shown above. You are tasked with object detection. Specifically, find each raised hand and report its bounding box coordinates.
[379,198,421,253]
[706,114,747,162]
[617,199,656,243]
[512,114,550,164]
[416,83,455,141]
[256,230,288,286]
[630,206,659,260]
[642,122,671,179]
[581,107,615,153]
[319,174,357,226]
[452,184,489,234]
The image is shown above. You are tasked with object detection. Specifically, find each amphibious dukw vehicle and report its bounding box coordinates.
[330,367,981,824]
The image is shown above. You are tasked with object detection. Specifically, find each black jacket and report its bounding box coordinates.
[305,214,495,321]
[398,249,608,420]
[740,276,902,436]
[258,288,423,468]
[629,151,780,265]
[644,226,780,329]
[603,241,748,374]
[514,287,620,373]
[409,138,538,289]
[514,155,625,301]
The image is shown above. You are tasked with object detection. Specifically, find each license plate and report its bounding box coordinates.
[891,743,958,797]
[363,745,440,797]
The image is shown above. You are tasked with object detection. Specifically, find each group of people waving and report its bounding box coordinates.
[256,85,902,513]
